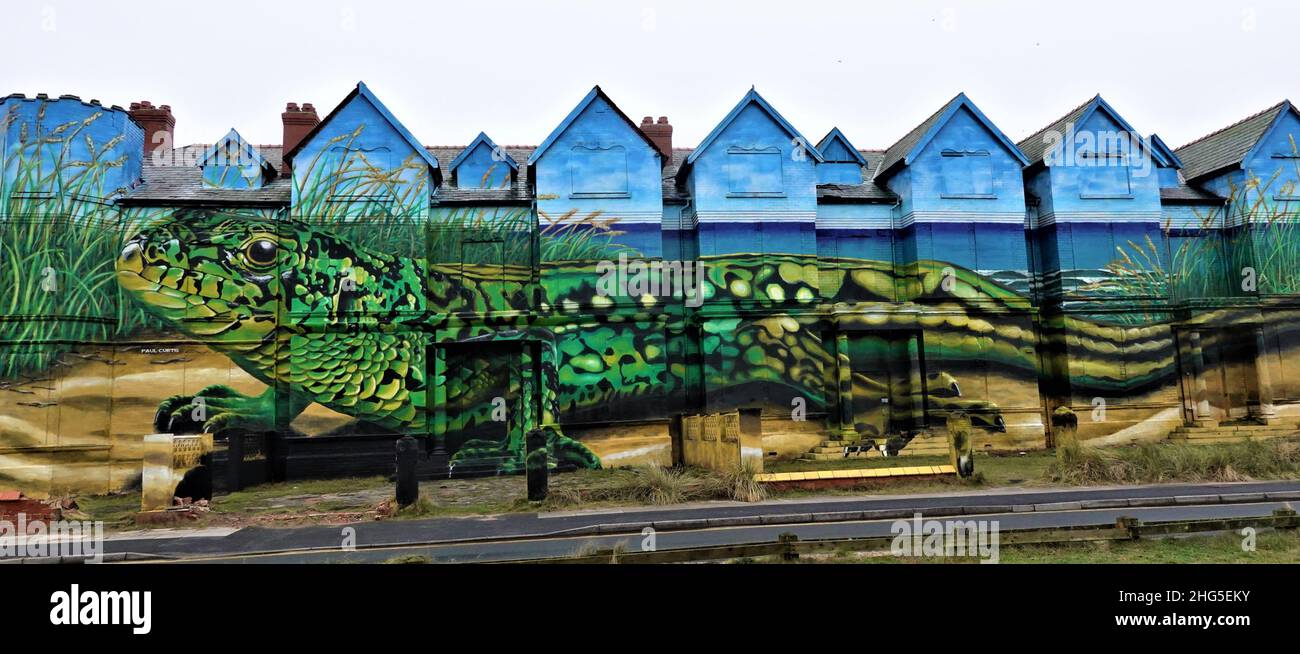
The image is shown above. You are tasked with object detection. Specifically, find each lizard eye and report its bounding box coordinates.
[242,237,278,268]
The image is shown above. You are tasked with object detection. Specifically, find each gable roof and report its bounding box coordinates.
[431,145,533,204]
[815,127,868,165]
[679,88,824,177]
[527,86,666,166]
[875,92,1027,180]
[124,144,291,206]
[198,128,275,177]
[1017,94,1151,167]
[1174,100,1297,182]
[282,81,439,172]
[1147,133,1181,168]
[448,132,518,173]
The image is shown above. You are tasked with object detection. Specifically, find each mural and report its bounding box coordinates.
[3,87,1300,498]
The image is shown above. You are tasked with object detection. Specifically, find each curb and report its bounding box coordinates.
[65,487,1300,564]
[548,491,1296,537]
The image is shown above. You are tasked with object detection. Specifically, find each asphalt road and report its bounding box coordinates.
[83,479,1300,564]
[173,500,1295,563]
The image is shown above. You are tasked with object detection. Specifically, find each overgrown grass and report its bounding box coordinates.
[1049,437,1300,484]
[210,476,389,515]
[543,464,767,508]
[794,529,1300,564]
[74,491,143,529]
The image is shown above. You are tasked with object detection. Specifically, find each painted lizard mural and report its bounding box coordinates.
[5,89,1300,497]
[111,208,1184,473]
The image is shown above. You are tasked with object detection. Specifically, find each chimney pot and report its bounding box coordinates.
[128,100,176,158]
[640,115,672,157]
[281,101,320,174]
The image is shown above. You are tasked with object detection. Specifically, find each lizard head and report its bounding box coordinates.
[116,210,295,342]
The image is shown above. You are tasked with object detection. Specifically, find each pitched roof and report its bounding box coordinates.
[1173,101,1296,182]
[815,127,868,165]
[875,93,1027,181]
[447,132,518,173]
[1021,95,1155,168]
[680,88,825,176]
[122,145,290,206]
[819,150,897,203]
[527,86,666,165]
[1016,95,1097,165]
[1147,133,1181,169]
[430,145,533,205]
[1160,181,1226,204]
[198,128,275,176]
[282,81,439,172]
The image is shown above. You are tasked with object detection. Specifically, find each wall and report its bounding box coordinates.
[5,91,1300,498]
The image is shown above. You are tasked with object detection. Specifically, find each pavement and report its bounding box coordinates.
[12,479,1292,564]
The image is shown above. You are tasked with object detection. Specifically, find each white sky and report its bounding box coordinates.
[3,0,1296,151]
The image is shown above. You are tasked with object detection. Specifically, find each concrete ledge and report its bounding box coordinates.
[1173,494,1220,505]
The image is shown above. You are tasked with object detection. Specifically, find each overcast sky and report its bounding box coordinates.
[3,0,1295,151]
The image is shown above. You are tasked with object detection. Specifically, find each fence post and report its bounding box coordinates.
[526,428,549,501]
[778,532,800,561]
[395,436,419,508]
[226,430,244,492]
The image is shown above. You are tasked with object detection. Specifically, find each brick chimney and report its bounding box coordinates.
[128,101,175,159]
[281,102,320,174]
[640,116,673,159]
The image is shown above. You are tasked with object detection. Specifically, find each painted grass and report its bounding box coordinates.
[1091,165,1300,320]
[1,107,162,378]
[3,120,637,381]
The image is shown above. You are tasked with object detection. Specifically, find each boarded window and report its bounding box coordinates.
[569,145,628,197]
[727,147,784,195]
[941,150,994,197]
[1078,151,1131,198]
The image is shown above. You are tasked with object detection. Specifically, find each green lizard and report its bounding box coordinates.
[116,209,1174,473]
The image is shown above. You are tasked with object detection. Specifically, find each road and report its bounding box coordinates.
[75,479,1300,564]
[186,500,1297,563]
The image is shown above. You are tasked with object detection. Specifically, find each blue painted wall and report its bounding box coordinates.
[1,95,143,207]
[201,129,268,190]
[451,136,513,190]
[290,86,433,220]
[532,91,663,258]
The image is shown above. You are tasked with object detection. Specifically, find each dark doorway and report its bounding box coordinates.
[846,330,925,439]
[440,342,522,456]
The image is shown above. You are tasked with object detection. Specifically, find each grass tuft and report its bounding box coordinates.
[542,464,768,509]
[1049,436,1300,484]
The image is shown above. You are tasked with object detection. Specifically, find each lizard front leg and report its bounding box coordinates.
[153,385,311,435]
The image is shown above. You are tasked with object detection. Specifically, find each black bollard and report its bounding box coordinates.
[526,428,548,501]
[226,430,244,492]
[395,436,419,508]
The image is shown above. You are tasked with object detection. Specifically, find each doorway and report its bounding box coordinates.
[1176,328,1256,424]
[439,342,523,458]
[846,330,925,440]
